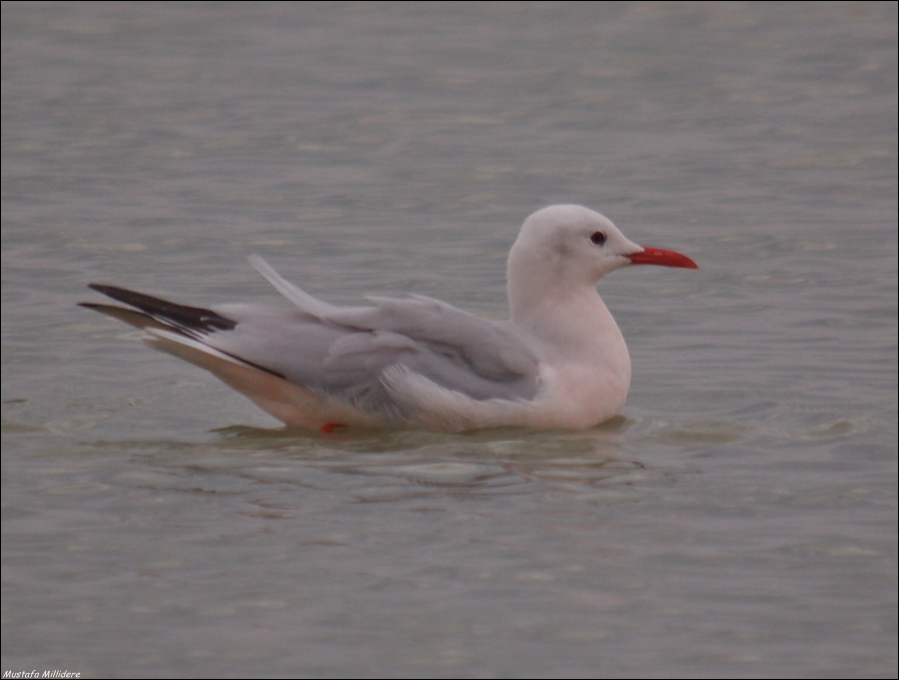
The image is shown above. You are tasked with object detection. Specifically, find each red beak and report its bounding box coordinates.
[627,246,698,269]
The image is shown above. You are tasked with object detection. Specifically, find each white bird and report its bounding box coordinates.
[80,205,697,432]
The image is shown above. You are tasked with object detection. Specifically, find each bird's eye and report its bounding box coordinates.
[590,231,607,246]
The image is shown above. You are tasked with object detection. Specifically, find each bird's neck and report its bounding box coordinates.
[506,241,629,372]
[509,280,632,424]
[509,280,623,355]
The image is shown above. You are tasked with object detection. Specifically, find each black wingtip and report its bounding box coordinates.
[81,283,237,333]
[87,283,131,298]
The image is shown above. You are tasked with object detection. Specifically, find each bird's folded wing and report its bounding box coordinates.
[246,257,542,392]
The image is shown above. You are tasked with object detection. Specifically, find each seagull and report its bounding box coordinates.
[79,204,697,432]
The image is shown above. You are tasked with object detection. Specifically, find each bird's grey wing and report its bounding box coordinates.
[206,300,541,419]
[82,271,542,423]
[246,257,542,401]
[321,295,541,401]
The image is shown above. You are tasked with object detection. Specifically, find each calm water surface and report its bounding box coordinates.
[2,3,897,677]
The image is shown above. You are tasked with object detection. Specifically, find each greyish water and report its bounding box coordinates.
[2,2,896,677]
